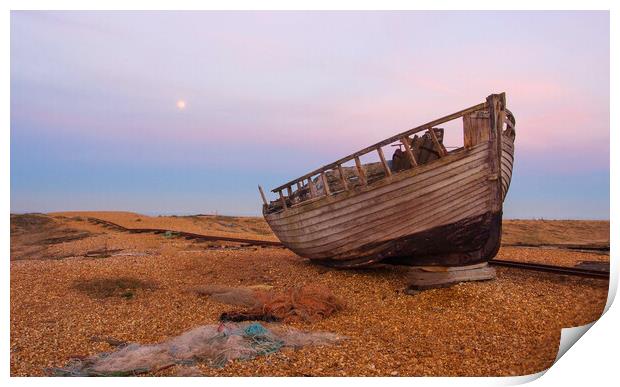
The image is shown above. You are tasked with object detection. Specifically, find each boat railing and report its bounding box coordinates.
[260,94,512,212]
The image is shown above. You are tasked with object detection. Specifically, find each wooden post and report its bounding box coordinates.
[258,185,268,206]
[498,110,506,134]
[354,156,367,185]
[400,137,418,168]
[320,172,331,196]
[338,164,349,191]
[296,181,303,192]
[498,92,507,134]
[286,186,292,198]
[376,147,392,177]
[278,190,287,210]
[487,93,502,213]
[308,177,318,198]
[428,128,446,157]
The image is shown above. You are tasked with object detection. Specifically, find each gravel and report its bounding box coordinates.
[10,214,609,376]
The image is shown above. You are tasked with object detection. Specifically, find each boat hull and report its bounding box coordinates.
[314,210,502,268]
[263,94,515,268]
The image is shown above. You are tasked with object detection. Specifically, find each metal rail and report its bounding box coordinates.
[86,217,609,279]
[489,259,609,279]
[86,217,283,247]
[502,243,609,252]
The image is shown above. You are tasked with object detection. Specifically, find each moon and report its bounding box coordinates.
[176,100,186,110]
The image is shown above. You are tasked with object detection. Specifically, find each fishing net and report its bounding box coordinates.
[257,284,344,323]
[199,284,344,323]
[49,322,342,376]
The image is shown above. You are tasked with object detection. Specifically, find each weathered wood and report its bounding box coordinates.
[307,177,317,198]
[274,170,490,254]
[296,182,303,192]
[487,94,503,213]
[463,110,491,149]
[264,93,515,269]
[500,133,515,200]
[258,185,268,206]
[268,151,493,249]
[268,143,490,226]
[338,164,349,191]
[270,168,490,239]
[270,175,490,249]
[377,147,392,177]
[320,172,331,196]
[407,263,496,290]
[270,165,490,233]
[354,156,367,185]
[269,162,490,234]
[272,101,488,192]
[286,186,292,198]
[268,169,500,254]
[400,137,418,168]
[428,128,447,157]
[314,210,502,268]
[279,175,491,254]
[278,191,287,210]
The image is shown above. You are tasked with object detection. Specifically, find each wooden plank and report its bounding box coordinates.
[271,138,488,213]
[286,186,293,197]
[338,164,349,191]
[428,128,447,157]
[354,156,367,185]
[501,153,514,169]
[288,185,491,254]
[266,143,490,225]
[400,137,418,168]
[269,162,490,236]
[268,154,491,232]
[498,111,507,137]
[271,173,490,242]
[268,163,490,234]
[297,190,492,255]
[377,147,392,177]
[279,187,491,253]
[269,165,490,237]
[463,110,491,149]
[272,101,488,192]
[487,94,503,213]
[278,190,287,210]
[407,263,495,290]
[258,185,268,206]
[308,177,318,198]
[320,172,331,196]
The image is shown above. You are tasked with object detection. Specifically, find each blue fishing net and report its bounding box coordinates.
[49,322,341,376]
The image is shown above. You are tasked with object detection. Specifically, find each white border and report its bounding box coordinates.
[2,2,616,386]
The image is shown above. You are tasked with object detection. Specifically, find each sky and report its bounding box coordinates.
[10,11,609,219]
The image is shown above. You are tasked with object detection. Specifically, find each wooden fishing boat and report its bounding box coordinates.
[259,93,515,272]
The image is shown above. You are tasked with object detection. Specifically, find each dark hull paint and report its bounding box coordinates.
[313,211,502,268]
